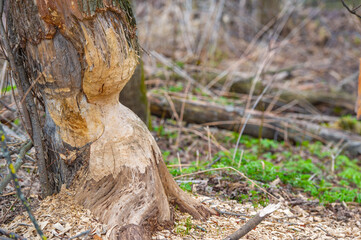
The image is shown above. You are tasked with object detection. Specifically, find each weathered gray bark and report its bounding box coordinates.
[6,1,214,239]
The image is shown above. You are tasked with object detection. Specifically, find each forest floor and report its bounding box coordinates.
[1,117,361,239]
[151,119,361,240]
[1,2,361,240]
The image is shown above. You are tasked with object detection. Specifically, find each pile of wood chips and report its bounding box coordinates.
[155,196,361,240]
[3,188,361,240]
[3,186,106,239]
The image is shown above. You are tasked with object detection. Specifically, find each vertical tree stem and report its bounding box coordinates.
[0,124,47,240]
[0,0,51,196]
[0,140,33,194]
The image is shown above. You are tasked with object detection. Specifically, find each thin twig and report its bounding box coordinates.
[206,157,220,169]
[195,225,207,232]
[341,0,361,18]
[0,140,33,194]
[19,73,42,105]
[205,126,212,161]
[163,92,180,121]
[0,228,27,240]
[0,0,50,196]
[0,125,47,240]
[0,99,15,112]
[317,225,338,240]
[175,74,192,147]
[68,229,91,240]
[214,208,247,219]
[0,197,18,224]
[150,51,215,96]
[223,203,281,240]
[232,76,275,162]
[173,166,278,200]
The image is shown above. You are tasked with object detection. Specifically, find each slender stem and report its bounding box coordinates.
[0,125,47,240]
[0,0,51,196]
[341,0,361,18]
[0,228,27,240]
[0,140,33,194]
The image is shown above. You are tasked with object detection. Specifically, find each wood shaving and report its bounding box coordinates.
[2,187,361,240]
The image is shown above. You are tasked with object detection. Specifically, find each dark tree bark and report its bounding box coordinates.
[5,1,214,239]
[119,61,149,124]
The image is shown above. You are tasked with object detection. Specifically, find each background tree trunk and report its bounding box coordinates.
[6,1,214,239]
[119,60,149,124]
[119,0,149,125]
[254,0,281,26]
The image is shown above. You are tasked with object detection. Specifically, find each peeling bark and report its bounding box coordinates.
[6,1,215,239]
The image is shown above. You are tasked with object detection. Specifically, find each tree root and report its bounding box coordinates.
[158,159,217,220]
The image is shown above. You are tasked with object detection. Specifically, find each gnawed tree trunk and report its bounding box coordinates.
[7,1,214,239]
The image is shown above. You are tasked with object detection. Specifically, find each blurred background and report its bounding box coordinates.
[136,0,360,108]
[123,0,361,147]
[120,0,361,210]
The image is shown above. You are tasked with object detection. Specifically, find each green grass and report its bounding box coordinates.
[1,85,16,93]
[167,134,361,205]
[174,216,194,235]
[332,115,361,135]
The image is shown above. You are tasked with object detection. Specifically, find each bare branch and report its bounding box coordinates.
[0,228,27,240]
[223,203,281,240]
[0,0,51,196]
[341,0,361,18]
[0,125,47,240]
[68,229,91,240]
[0,140,33,194]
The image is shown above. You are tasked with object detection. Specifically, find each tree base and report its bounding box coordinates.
[73,103,215,240]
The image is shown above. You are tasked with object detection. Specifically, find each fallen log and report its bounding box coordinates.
[230,80,356,112]
[186,64,357,112]
[149,91,361,156]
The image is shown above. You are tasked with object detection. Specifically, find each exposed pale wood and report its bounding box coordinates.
[149,92,361,156]
[7,1,214,239]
